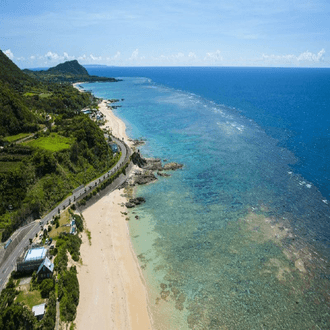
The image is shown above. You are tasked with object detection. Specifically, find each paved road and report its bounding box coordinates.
[55,300,60,330]
[0,135,131,292]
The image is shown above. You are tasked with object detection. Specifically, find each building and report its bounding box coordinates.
[70,219,77,235]
[109,143,119,153]
[17,247,47,272]
[32,303,46,320]
[37,257,54,280]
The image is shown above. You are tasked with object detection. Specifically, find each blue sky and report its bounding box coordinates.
[1,0,330,68]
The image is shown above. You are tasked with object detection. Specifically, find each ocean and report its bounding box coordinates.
[82,67,330,329]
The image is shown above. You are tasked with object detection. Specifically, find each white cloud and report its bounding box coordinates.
[89,54,102,61]
[188,52,197,59]
[297,49,325,62]
[113,51,121,60]
[4,49,14,60]
[262,49,326,65]
[204,50,223,61]
[30,55,36,60]
[77,54,87,61]
[175,52,184,59]
[77,54,103,63]
[45,51,60,61]
[129,49,139,60]
[63,52,75,61]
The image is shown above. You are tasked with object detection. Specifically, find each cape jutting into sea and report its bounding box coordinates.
[82,67,330,330]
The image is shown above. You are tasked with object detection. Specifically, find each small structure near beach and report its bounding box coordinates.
[32,303,46,320]
[37,257,54,280]
[17,247,47,273]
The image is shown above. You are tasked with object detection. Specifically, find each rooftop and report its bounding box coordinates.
[24,247,47,262]
[37,257,54,274]
[32,303,46,317]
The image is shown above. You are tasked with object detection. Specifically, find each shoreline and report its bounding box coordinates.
[75,89,153,329]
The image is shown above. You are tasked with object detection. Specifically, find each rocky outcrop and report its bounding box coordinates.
[131,152,147,168]
[157,171,171,177]
[163,162,184,171]
[126,197,146,208]
[143,158,163,171]
[132,152,183,172]
[129,139,146,147]
[129,151,183,187]
[132,171,158,185]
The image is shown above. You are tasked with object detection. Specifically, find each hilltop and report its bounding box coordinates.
[47,60,89,75]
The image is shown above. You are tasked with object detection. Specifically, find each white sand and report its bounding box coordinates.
[75,98,153,329]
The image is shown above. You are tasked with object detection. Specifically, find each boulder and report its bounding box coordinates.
[133,171,158,185]
[157,171,171,177]
[143,158,163,171]
[163,162,184,171]
[131,152,147,168]
[125,202,136,208]
[126,197,146,208]
[129,197,146,205]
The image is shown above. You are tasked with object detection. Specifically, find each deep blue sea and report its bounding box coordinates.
[82,67,330,329]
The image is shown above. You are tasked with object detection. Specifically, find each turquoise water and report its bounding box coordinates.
[82,71,330,329]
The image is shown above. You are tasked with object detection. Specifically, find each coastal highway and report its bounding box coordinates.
[0,135,131,292]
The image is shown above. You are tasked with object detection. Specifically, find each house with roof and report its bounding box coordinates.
[32,303,46,320]
[37,257,54,280]
[17,247,47,272]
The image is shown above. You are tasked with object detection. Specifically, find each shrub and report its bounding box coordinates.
[39,278,54,298]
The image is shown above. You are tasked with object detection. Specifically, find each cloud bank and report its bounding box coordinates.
[262,49,326,65]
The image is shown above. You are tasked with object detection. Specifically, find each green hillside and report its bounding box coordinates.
[0,50,36,91]
[0,51,118,241]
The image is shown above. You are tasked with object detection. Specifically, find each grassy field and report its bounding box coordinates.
[16,286,45,309]
[23,92,52,98]
[26,133,74,152]
[48,209,71,239]
[3,132,33,143]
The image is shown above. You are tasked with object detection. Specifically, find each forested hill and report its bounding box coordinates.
[0,51,97,137]
[0,51,118,242]
[0,50,39,136]
[24,59,120,83]
[0,50,36,91]
[47,60,89,75]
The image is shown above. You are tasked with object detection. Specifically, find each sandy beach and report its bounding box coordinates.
[75,98,153,329]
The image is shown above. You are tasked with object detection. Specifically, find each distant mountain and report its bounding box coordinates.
[24,60,120,83]
[48,60,89,75]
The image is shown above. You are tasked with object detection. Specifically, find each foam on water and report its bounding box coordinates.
[83,76,330,329]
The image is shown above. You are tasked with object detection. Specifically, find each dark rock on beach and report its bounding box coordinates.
[131,152,147,168]
[143,158,163,171]
[126,197,146,208]
[133,171,158,185]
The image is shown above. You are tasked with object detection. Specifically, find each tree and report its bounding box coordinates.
[39,279,54,298]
